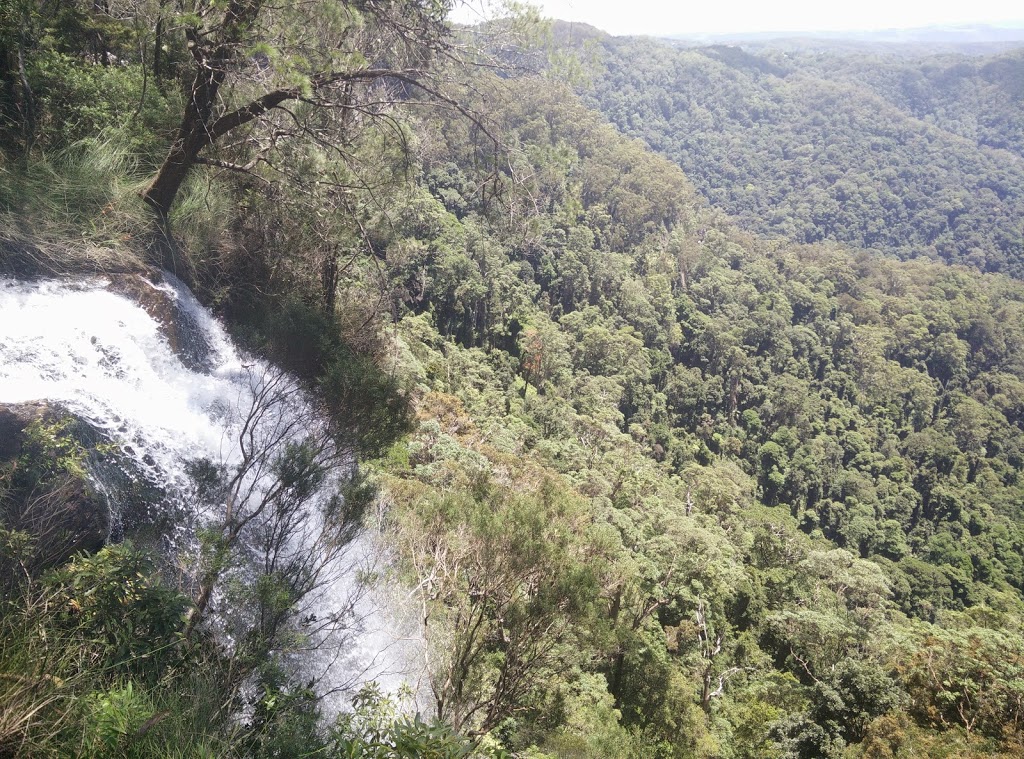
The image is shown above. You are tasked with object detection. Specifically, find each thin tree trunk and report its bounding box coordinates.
[142,51,215,217]
[142,0,264,216]
[142,80,299,217]
[701,666,714,713]
[16,37,34,149]
[153,16,163,84]
[92,1,109,66]
[609,649,627,708]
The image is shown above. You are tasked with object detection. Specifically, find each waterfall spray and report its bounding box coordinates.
[0,274,426,712]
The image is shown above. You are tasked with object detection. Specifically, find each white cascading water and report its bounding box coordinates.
[0,274,426,712]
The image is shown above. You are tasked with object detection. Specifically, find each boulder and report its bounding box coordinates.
[0,402,46,460]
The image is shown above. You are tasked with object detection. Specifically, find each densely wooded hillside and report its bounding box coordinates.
[372,73,1024,758]
[579,36,1024,277]
[3,5,1024,757]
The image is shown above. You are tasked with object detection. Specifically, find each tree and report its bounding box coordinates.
[182,365,368,692]
[392,478,612,735]
[901,625,1024,738]
[0,0,35,146]
[330,683,505,758]
[140,0,467,218]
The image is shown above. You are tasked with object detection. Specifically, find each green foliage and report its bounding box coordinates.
[45,545,187,674]
[0,539,488,758]
[0,542,224,757]
[5,4,1024,755]
[26,50,175,155]
[580,40,1024,277]
[366,61,1024,755]
[898,623,1024,737]
[0,416,109,586]
[854,710,1024,758]
[387,455,614,737]
[81,681,157,755]
[331,684,503,758]
[319,353,416,460]
[15,417,89,482]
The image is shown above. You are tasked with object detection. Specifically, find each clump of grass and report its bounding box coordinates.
[0,131,148,231]
[169,164,238,271]
[0,130,241,279]
[0,131,154,274]
[0,615,70,757]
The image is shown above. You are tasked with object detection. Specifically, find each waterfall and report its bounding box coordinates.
[0,273,426,712]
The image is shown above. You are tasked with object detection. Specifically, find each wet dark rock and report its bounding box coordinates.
[1,405,173,559]
[0,402,45,459]
[107,273,214,371]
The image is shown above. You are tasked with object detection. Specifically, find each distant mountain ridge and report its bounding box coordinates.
[668,23,1024,46]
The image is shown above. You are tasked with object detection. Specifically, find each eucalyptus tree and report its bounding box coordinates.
[141,0,496,218]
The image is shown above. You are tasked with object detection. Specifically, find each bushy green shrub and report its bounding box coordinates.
[27,50,175,157]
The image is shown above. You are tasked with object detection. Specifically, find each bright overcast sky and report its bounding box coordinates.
[454,0,1024,36]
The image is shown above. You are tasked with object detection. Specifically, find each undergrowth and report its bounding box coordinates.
[0,131,237,278]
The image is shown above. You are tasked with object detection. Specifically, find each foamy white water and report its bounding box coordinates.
[0,274,426,709]
[0,276,244,489]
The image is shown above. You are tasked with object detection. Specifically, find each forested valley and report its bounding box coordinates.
[2,3,1024,758]
[579,31,1024,277]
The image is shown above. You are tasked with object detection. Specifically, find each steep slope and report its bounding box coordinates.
[363,73,1024,755]
[5,7,1024,755]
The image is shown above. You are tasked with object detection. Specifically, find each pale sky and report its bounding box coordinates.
[454,0,1024,37]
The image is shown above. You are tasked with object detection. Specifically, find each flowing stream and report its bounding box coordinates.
[0,273,426,712]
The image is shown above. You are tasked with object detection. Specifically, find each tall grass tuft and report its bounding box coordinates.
[0,616,67,757]
[0,132,240,279]
[168,165,237,275]
[0,131,153,273]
